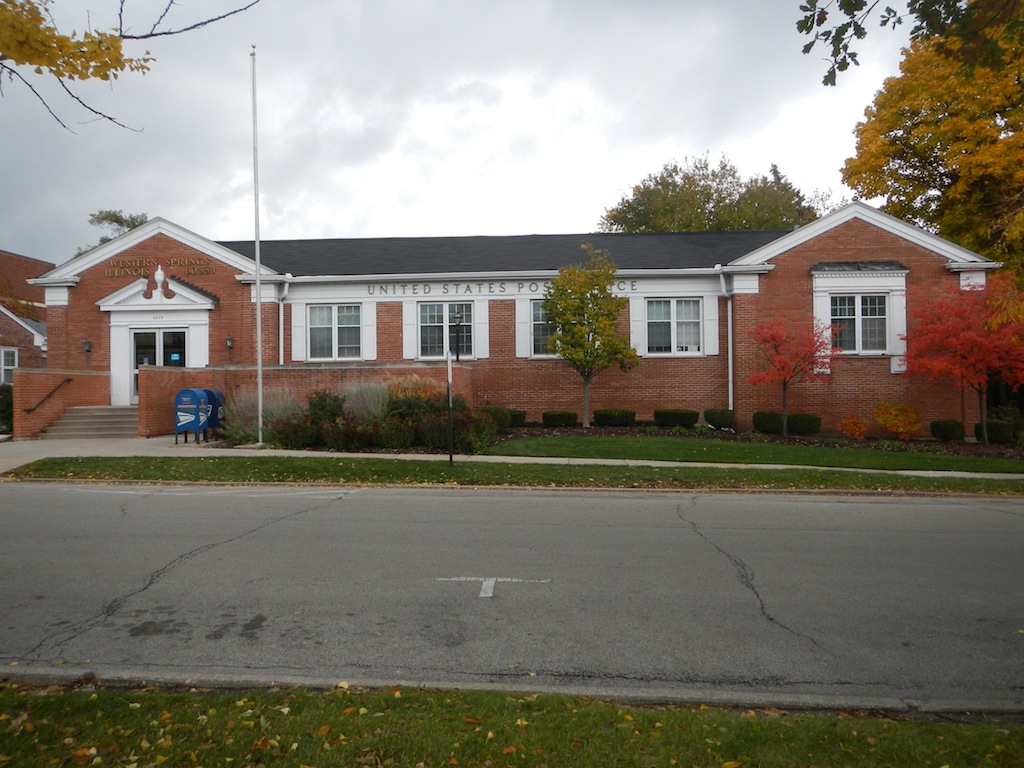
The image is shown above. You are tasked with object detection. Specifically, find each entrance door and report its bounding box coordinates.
[131,329,187,404]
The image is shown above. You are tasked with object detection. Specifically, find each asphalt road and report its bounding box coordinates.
[1,483,1021,711]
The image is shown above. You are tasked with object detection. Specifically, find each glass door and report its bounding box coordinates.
[131,329,186,404]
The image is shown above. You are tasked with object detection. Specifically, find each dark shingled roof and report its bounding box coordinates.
[217,231,788,277]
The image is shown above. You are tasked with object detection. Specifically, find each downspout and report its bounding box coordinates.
[278,274,292,366]
[716,265,734,411]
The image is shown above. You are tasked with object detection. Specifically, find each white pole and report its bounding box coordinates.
[251,45,264,446]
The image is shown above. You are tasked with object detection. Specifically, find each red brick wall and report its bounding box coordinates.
[49,234,277,372]
[12,369,110,438]
[0,313,45,369]
[136,363,474,436]
[733,218,969,436]
[0,249,53,314]
[34,221,990,438]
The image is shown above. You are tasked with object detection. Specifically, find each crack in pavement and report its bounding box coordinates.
[22,490,358,661]
[678,501,826,651]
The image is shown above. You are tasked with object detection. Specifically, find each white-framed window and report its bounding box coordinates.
[831,294,887,353]
[646,298,702,354]
[419,302,473,358]
[812,264,908,372]
[308,304,361,359]
[531,299,556,355]
[1,348,16,384]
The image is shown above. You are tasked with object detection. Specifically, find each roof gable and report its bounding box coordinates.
[97,272,216,312]
[729,202,995,268]
[33,218,277,284]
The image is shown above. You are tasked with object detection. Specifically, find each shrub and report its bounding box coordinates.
[386,374,443,400]
[342,381,390,422]
[377,417,416,449]
[0,384,12,433]
[703,408,735,430]
[837,414,869,440]
[267,414,321,450]
[786,413,821,436]
[306,389,346,422]
[477,405,512,431]
[930,419,965,442]
[542,411,578,427]
[874,402,921,441]
[508,409,527,428]
[975,420,1014,444]
[387,393,466,421]
[418,412,452,449]
[222,387,303,445]
[654,409,699,429]
[752,410,784,435]
[593,409,636,427]
[460,410,499,453]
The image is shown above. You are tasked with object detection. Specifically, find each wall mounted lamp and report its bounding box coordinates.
[225,336,234,350]
[81,339,91,354]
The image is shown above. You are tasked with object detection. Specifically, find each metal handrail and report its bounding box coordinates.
[24,377,73,414]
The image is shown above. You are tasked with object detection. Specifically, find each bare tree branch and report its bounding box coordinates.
[0,61,73,132]
[119,0,262,40]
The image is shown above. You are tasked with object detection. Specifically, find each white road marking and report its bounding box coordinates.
[437,576,552,598]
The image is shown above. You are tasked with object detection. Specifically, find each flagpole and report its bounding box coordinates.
[251,45,264,446]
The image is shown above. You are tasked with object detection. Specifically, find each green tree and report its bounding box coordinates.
[542,245,638,428]
[841,35,1024,269]
[0,0,261,128]
[76,209,148,255]
[600,156,818,233]
[797,0,1024,85]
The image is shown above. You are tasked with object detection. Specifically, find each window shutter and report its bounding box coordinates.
[362,301,377,361]
[515,299,532,358]
[291,302,306,361]
[702,295,719,356]
[402,301,418,359]
[473,300,489,359]
[629,297,646,356]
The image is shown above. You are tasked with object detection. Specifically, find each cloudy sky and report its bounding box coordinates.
[2,0,910,266]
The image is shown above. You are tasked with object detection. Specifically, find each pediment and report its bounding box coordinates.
[98,269,215,312]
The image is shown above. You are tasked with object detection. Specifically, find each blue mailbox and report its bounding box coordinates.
[203,388,225,439]
[174,388,208,443]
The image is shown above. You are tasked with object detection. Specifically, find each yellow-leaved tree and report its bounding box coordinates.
[541,245,638,428]
[0,0,260,127]
[842,33,1024,271]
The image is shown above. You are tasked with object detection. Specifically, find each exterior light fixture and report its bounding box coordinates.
[81,339,91,353]
[225,336,234,350]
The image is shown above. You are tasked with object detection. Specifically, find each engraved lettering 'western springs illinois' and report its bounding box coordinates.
[103,256,216,278]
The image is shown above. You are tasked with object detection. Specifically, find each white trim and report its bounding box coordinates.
[97,277,216,312]
[33,218,276,281]
[731,202,994,267]
[0,305,46,349]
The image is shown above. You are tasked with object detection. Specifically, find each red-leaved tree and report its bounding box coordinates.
[749,319,839,436]
[903,272,1024,444]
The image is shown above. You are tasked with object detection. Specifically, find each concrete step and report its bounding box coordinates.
[42,406,139,439]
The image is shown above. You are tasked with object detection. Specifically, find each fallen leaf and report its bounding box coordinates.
[317,725,331,737]
[502,746,517,755]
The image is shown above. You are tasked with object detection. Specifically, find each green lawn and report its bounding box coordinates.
[486,434,1024,473]
[6,453,1024,494]
[1,684,1021,768]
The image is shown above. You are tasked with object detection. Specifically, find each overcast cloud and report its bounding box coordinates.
[1,0,909,265]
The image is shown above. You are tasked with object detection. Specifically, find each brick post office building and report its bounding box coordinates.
[14,203,1001,439]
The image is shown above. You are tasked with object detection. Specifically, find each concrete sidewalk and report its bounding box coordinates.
[1,434,1023,480]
